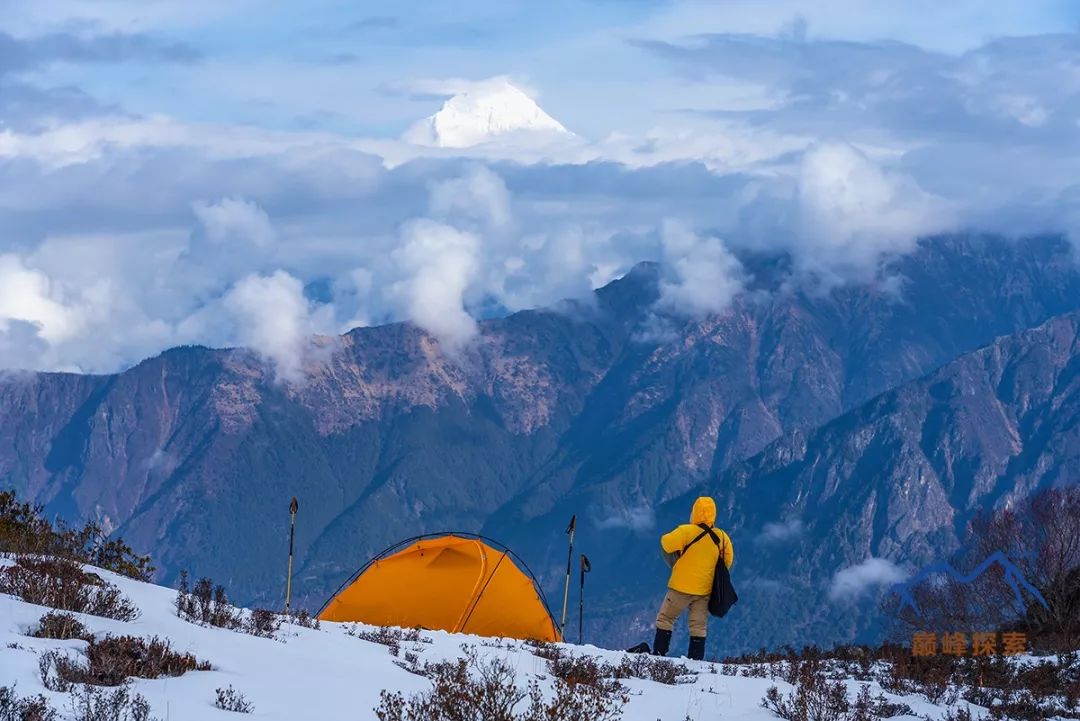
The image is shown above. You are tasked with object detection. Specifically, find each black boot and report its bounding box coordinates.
[688,636,706,661]
[652,628,672,657]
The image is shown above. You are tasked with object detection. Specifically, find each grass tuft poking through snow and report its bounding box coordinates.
[215,685,254,714]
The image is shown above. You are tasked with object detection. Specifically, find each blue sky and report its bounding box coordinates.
[2,0,1080,375]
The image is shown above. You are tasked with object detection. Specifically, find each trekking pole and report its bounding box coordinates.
[284,496,298,614]
[560,515,576,636]
[578,554,591,645]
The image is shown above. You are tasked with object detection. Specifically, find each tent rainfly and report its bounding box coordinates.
[317,533,561,642]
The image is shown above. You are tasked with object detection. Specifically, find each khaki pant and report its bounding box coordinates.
[655,588,710,637]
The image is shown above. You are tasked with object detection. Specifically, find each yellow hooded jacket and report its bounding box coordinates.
[661,496,734,596]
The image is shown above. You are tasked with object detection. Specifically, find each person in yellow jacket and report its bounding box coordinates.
[652,496,734,660]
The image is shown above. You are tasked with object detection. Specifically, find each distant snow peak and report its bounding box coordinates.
[404,79,571,148]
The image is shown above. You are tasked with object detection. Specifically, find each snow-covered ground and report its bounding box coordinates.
[0,565,962,720]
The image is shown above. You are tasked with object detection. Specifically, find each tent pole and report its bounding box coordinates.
[560,515,576,636]
[285,496,298,614]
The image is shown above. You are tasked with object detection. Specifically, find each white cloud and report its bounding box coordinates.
[794,142,954,282]
[595,505,656,532]
[757,519,804,544]
[192,197,276,248]
[429,165,512,229]
[2,24,1079,376]
[829,557,907,602]
[657,221,745,317]
[0,254,77,344]
[391,219,481,351]
[222,271,332,383]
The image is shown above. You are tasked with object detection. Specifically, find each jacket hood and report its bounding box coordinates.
[689,496,717,526]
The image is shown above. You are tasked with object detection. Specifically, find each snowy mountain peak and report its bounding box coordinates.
[404,79,571,148]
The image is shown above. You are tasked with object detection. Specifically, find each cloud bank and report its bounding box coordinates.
[1,7,1079,377]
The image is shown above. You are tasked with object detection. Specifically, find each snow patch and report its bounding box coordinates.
[0,563,952,720]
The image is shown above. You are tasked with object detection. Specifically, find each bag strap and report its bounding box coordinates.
[689,522,726,563]
[680,523,723,556]
[681,529,709,554]
[699,523,723,549]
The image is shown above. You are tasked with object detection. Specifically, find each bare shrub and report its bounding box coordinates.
[938,706,975,721]
[244,609,281,639]
[762,668,897,721]
[32,611,92,641]
[175,571,241,630]
[524,639,562,662]
[38,652,75,693]
[0,683,58,721]
[611,655,687,685]
[0,556,138,621]
[374,649,626,721]
[350,625,425,656]
[762,679,850,721]
[67,684,155,721]
[544,648,690,688]
[548,654,610,687]
[215,686,254,714]
[41,635,209,688]
[376,651,525,721]
[288,609,320,630]
[524,677,625,721]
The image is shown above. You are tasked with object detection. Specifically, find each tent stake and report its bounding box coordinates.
[560,515,576,636]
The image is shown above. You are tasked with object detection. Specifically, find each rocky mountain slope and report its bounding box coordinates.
[2,234,1079,653]
[588,306,1080,651]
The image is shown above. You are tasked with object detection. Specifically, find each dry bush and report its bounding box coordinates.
[350,625,424,655]
[610,654,688,685]
[0,556,138,621]
[938,706,975,721]
[32,611,92,641]
[40,635,209,688]
[524,639,562,662]
[0,683,57,721]
[175,571,242,630]
[375,649,626,721]
[742,663,771,679]
[67,684,155,721]
[548,654,610,687]
[174,571,285,640]
[0,491,153,582]
[376,651,526,721]
[38,652,75,693]
[525,677,625,721]
[244,609,281,639]
[215,686,254,714]
[546,651,690,687]
[762,658,908,721]
[287,609,320,630]
[762,678,856,721]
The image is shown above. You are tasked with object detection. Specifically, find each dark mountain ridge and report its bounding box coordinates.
[2,233,1079,652]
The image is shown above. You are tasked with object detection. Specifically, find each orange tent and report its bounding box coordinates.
[317,534,561,642]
